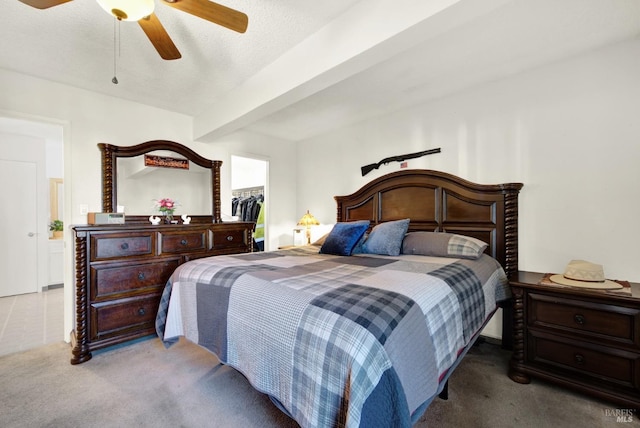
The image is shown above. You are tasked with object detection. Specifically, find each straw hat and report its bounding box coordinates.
[549,260,622,289]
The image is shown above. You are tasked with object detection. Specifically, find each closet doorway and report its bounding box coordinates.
[231,156,268,251]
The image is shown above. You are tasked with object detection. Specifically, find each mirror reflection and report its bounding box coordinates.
[116,151,211,216]
[100,140,222,223]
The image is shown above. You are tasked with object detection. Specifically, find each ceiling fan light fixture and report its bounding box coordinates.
[96,0,155,21]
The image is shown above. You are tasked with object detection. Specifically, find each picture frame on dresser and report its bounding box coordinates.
[70,141,254,365]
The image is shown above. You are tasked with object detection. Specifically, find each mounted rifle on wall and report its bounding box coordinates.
[361,148,441,176]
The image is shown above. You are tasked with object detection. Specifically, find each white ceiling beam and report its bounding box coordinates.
[193,0,513,142]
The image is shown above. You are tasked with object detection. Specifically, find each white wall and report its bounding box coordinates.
[296,38,640,338]
[45,137,63,179]
[231,156,267,190]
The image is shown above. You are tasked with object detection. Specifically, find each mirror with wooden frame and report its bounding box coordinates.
[99,140,222,224]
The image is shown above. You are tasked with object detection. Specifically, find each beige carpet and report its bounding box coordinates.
[0,337,635,427]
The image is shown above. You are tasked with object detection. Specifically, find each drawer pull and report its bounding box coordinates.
[137,272,145,281]
[574,353,585,365]
[226,235,234,241]
[137,308,146,316]
[120,242,129,250]
[180,239,188,245]
[574,314,585,325]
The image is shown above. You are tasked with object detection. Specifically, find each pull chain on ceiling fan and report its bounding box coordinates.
[18,0,248,60]
[112,17,120,84]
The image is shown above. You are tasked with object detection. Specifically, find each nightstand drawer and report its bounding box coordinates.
[90,259,179,300]
[529,333,640,390]
[528,292,640,349]
[159,230,207,254]
[91,232,155,260]
[90,294,161,341]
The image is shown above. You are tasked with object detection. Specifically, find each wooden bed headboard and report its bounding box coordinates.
[335,169,523,278]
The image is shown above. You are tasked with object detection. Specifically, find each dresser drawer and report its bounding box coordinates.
[90,294,161,341]
[159,230,207,254]
[90,258,179,300]
[212,227,248,250]
[528,292,640,349]
[528,332,640,391]
[91,232,155,260]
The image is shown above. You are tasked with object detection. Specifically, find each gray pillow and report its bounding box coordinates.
[402,232,488,259]
[361,219,410,256]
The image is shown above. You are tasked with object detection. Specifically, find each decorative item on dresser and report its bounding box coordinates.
[70,140,254,365]
[508,271,640,408]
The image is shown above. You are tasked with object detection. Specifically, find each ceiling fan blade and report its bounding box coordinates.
[18,0,72,9]
[162,0,248,33]
[138,13,182,60]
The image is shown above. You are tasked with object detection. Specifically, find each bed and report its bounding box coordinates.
[155,169,523,427]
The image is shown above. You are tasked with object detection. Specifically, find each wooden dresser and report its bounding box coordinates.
[71,222,253,364]
[509,271,640,408]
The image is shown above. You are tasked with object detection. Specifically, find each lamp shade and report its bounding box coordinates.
[97,0,155,21]
[297,210,319,227]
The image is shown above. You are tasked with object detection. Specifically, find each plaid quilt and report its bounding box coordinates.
[156,246,509,428]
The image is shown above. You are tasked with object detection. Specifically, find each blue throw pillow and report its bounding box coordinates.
[361,219,410,256]
[320,221,370,256]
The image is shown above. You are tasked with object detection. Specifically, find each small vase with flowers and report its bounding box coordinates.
[154,198,179,224]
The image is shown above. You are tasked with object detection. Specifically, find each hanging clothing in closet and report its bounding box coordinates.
[232,194,263,223]
[253,202,265,251]
[231,192,264,251]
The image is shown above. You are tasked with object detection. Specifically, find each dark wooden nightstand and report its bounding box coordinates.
[508,271,640,408]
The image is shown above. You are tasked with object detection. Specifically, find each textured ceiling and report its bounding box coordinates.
[1,0,361,116]
[2,0,640,142]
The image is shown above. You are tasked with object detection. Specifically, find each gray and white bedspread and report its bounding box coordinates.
[156,246,510,428]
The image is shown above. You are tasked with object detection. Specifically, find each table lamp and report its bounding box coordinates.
[297,210,320,245]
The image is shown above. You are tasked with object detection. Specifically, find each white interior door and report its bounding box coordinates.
[0,159,38,297]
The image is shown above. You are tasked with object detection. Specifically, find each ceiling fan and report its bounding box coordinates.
[18,0,248,60]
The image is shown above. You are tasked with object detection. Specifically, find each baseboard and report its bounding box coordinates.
[477,335,502,347]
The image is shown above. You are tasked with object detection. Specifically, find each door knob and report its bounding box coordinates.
[28,232,35,237]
